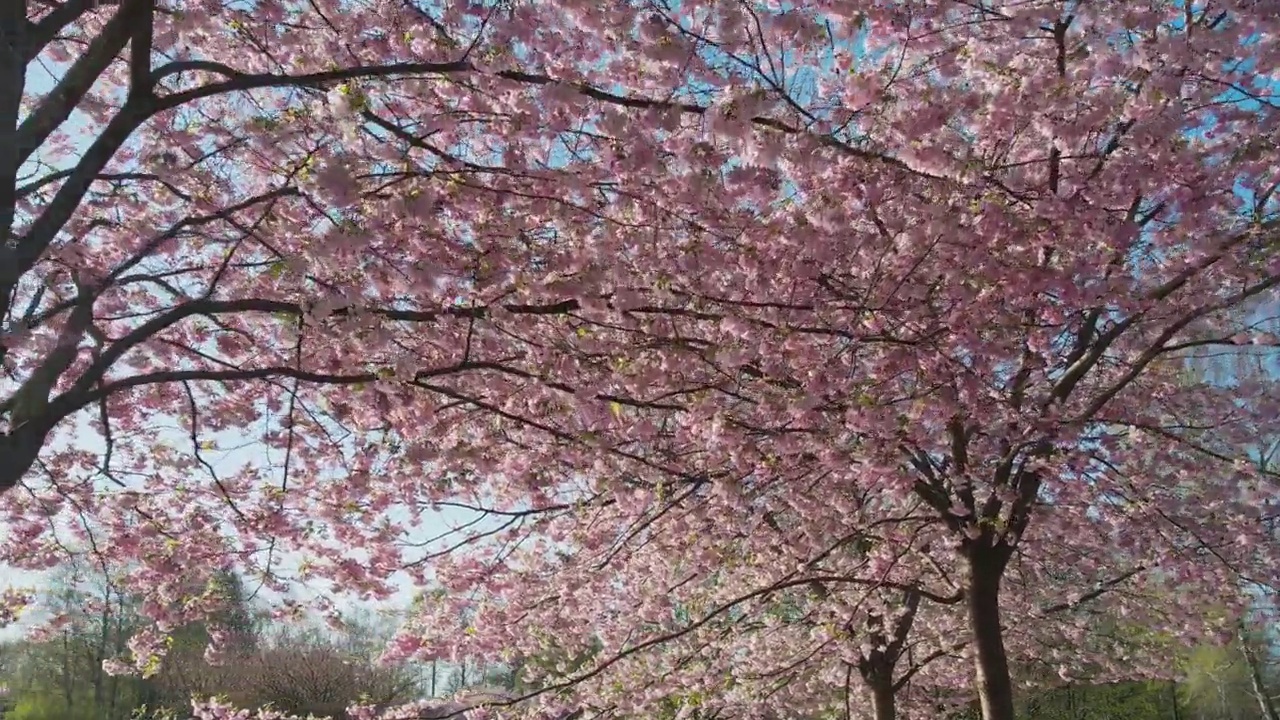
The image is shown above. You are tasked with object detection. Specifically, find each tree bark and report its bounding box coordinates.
[967,554,1016,720]
[1239,627,1280,720]
[870,679,897,720]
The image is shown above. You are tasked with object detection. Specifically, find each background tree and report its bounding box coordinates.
[220,624,422,719]
[1,563,154,720]
[0,568,433,719]
[142,569,264,713]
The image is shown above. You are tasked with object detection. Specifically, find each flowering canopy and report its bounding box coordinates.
[2,0,1280,719]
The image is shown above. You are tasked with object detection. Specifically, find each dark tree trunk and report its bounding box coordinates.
[967,553,1016,720]
[870,678,897,720]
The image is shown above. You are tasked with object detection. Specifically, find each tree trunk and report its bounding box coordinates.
[1239,628,1280,720]
[61,630,75,707]
[870,679,897,720]
[94,599,110,709]
[967,555,1016,720]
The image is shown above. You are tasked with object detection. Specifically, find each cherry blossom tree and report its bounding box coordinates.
[4,1,1280,720]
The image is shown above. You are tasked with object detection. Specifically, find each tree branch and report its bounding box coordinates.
[128,0,155,99]
[1039,565,1148,615]
[16,0,147,170]
[25,0,121,61]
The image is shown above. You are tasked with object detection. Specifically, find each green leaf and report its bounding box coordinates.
[141,655,162,679]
